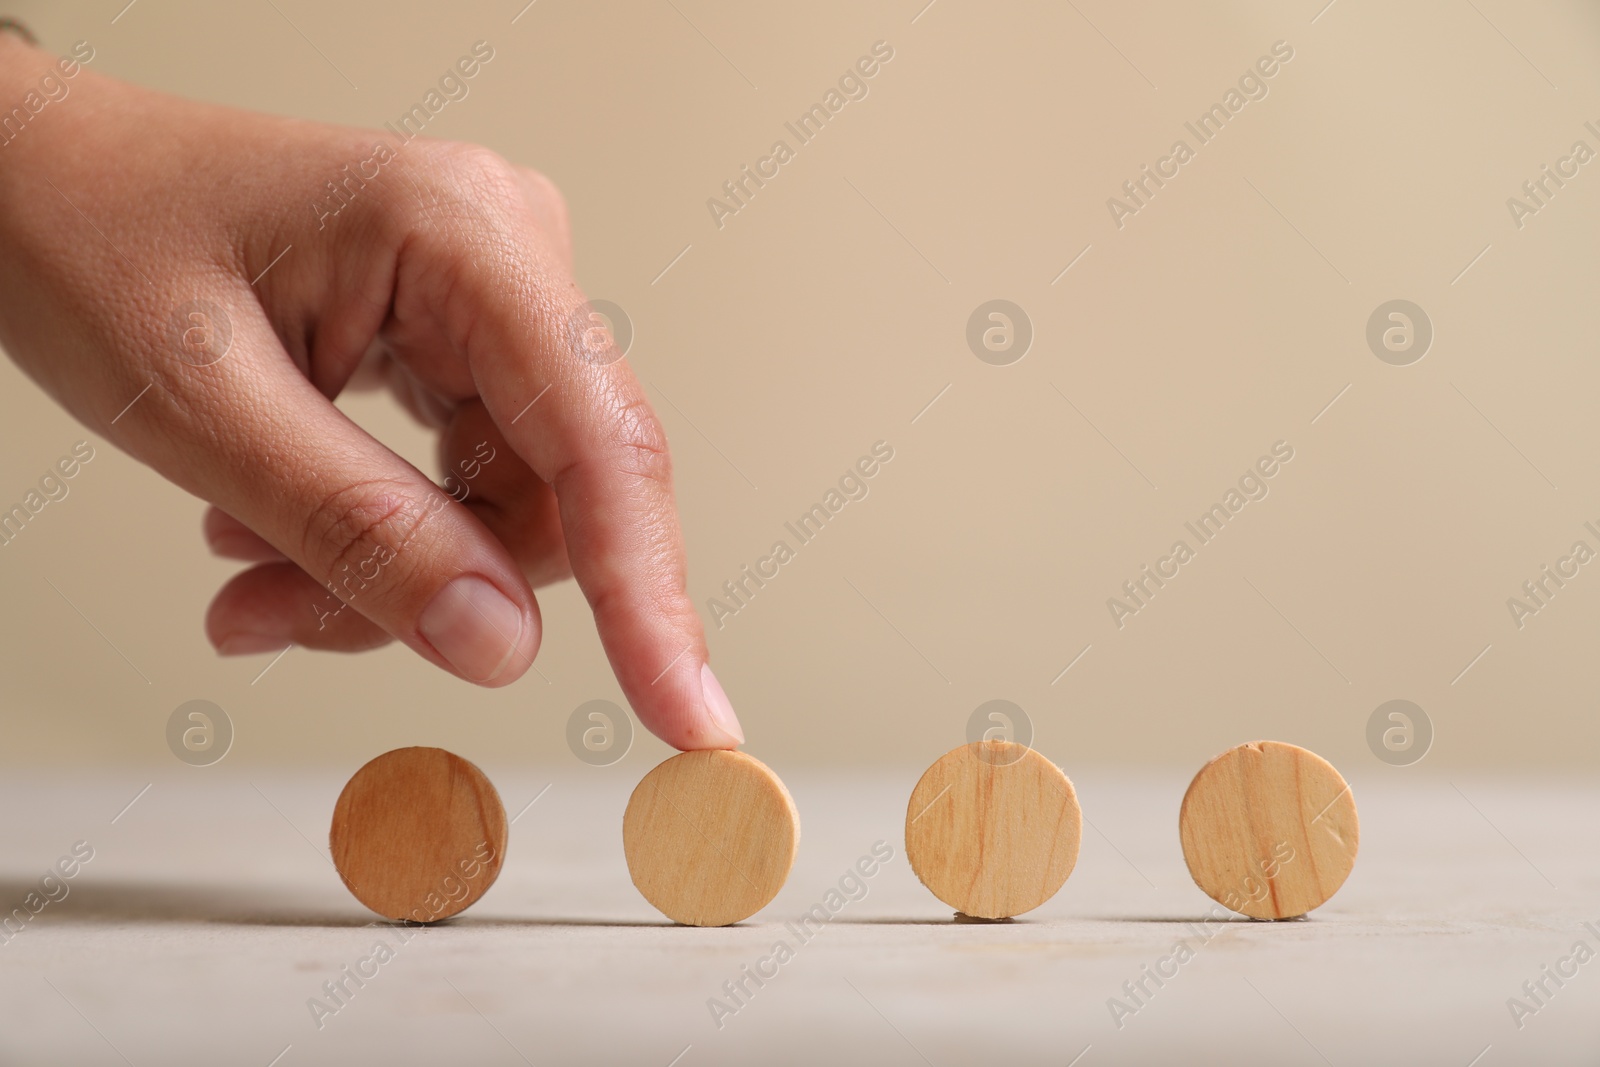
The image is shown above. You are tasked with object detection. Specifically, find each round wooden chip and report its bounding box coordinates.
[1179,740,1359,920]
[330,747,507,922]
[904,741,1082,919]
[622,750,799,927]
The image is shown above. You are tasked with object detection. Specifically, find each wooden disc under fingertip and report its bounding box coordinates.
[622,750,798,927]
[330,747,507,923]
[904,741,1082,920]
[1179,740,1359,920]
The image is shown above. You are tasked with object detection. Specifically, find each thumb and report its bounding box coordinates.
[122,300,541,685]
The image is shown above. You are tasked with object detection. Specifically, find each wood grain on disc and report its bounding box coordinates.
[329,747,507,922]
[622,750,798,927]
[903,741,1082,919]
[1179,740,1359,920]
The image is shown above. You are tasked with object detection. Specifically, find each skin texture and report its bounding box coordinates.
[0,34,742,750]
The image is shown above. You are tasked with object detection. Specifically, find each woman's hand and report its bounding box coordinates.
[0,33,743,749]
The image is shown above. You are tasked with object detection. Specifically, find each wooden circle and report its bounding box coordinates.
[329,747,507,922]
[903,741,1082,919]
[1179,740,1359,920]
[622,750,799,927]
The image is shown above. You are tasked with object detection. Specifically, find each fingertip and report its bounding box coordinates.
[631,654,743,751]
[696,662,744,748]
[202,506,285,562]
[216,633,290,656]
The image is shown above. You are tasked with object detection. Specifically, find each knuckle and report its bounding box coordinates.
[378,141,523,238]
[517,166,572,243]
[302,478,437,594]
[591,553,696,630]
[519,167,568,218]
[418,141,522,207]
[606,395,674,487]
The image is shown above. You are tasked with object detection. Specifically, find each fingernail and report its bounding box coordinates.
[217,633,289,655]
[699,663,745,747]
[419,576,525,683]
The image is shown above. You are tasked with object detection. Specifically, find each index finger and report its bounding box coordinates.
[418,148,743,750]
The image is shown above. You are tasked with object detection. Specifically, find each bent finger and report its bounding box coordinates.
[413,148,741,747]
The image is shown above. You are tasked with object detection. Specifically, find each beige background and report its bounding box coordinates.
[3,0,1599,777]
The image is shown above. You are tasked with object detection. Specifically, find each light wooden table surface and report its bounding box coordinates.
[1,767,1594,1065]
